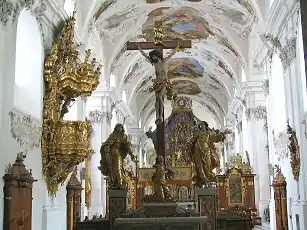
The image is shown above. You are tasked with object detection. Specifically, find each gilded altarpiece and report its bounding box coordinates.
[164,97,200,167]
[216,155,260,224]
[3,153,37,230]
[142,97,199,203]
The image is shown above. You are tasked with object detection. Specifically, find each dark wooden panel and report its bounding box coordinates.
[3,154,37,230]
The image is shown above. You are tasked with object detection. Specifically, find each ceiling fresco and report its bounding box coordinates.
[94,0,117,21]
[168,58,204,79]
[142,7,214,41]
[87,0,259,125]
[172,80,202,95]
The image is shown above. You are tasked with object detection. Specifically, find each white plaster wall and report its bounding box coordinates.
[14,9,43,118]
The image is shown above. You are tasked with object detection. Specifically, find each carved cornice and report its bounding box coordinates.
[9,107,42,153]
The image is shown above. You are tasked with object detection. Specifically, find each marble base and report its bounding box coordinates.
[108,189,128,230]
[114,216,207,230]
[143,202,178,217]
[195,187,218,230]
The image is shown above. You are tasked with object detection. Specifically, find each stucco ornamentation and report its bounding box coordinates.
[9,108,42,153]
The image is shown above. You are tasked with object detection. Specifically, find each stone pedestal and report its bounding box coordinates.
[143,202,178,217]
[108,189,128,229]
[195,187,218,230]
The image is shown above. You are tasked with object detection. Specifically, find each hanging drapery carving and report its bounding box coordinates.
[42,12,101,196]
[286,124,300,181]
[9,108,42,153]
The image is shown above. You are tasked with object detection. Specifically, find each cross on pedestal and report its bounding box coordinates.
[300,0,307,85]
[126,21,192,159]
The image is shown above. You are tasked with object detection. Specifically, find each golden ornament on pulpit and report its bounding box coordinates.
[42,11,101,196]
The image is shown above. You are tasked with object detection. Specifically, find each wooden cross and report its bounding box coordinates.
[300,0,307,87]
[126,21,192,159]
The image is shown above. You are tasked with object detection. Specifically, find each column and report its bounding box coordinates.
[101,96,112,216]
[247,94,271,222]
[87,106,103,217]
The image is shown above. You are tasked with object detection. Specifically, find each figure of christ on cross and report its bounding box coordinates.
[126,20,192,159]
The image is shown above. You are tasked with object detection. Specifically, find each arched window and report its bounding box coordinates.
[14,9,43,118]
[122,90,127,103]
[64,0,75,16]
[271,54,287,132]
[139,119,142,128]
[298,13,307,110]
[241,68,247,82]
[110,73,116,87]
[111,110,117,131]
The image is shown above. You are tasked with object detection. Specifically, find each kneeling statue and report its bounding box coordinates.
[144,156,175,202]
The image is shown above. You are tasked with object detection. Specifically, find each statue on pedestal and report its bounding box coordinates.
[144,156,175,202]
[99,123,135,190]
[185,121,231,187]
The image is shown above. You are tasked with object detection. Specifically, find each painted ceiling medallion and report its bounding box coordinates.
[142,7,214,41]
[172,80,201,95]
[168,58,204,79]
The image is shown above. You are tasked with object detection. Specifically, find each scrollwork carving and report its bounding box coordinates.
[88,110,102,123]
[9,108,42,153]
[253,105,267,120]
[273,129,289,161]
[0,0,13,27]
[286,124,300,181]
[261,79,269,96]
[279,37,297,71]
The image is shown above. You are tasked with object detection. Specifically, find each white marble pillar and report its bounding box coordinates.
[100,96,113,216]
[42,189,61,230]
[253,106,270,221]
[89,120,103,216]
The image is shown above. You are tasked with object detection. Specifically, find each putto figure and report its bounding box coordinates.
[137,42,181,124]
[99,123,135,189]
[186,121,231,187]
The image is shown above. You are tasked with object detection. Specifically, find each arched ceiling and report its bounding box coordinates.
[84,0,260,125]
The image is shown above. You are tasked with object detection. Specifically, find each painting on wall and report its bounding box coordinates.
[168,58,204,79]
[218,60,234,79]
[140,96,155,117]
[124,63,141,84]
[135,76,153,93]
[235,0,255,16]
[142,7,214,41]
[94,0,117,21]
[172,80,201,95]
[104,10,133,30]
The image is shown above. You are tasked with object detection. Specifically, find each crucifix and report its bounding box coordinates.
[126,21,192,159]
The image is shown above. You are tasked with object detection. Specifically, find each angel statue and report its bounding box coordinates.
[185,121,231,187]
[144,156,175,202]
[99,123,135,190]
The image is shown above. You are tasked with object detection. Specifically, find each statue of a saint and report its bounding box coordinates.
[185,121,231,187]
[144,156,174,202]
[99,123,135,189]
[137,42,181,124]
